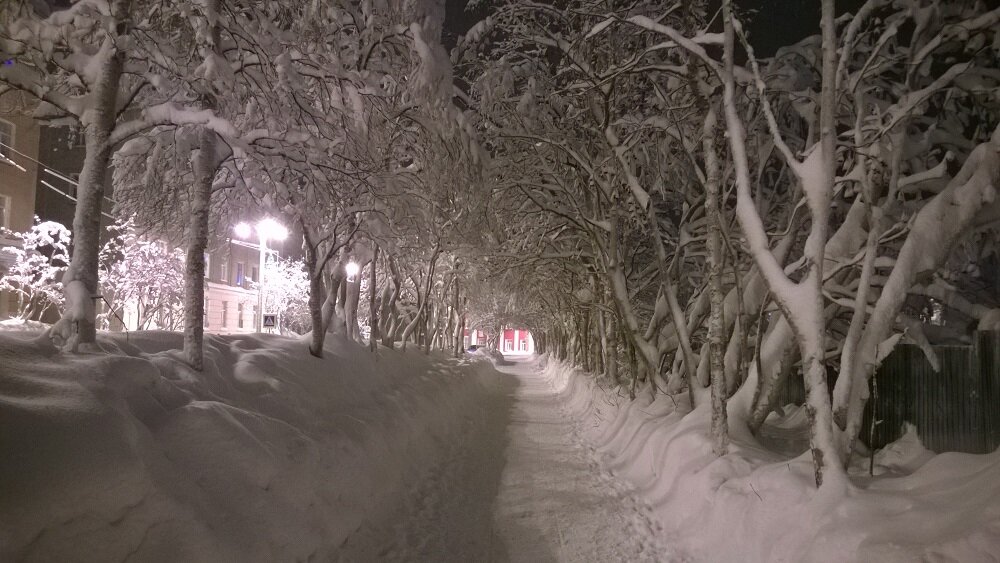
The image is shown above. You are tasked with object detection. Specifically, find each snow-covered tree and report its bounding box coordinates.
[461,0,1000,488]
[0,219,71,321]
[98,218,185,331]
[0,0,242,350]
[248,256,310,335]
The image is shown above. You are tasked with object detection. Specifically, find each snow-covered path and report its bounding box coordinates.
[490,357,680,562]
[337,356,682,562]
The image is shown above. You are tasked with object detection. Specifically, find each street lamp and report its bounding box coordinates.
[234,218,287,332]
[233,222,252,239]
[345,260,360,283]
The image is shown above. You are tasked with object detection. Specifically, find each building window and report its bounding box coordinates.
[220,259,229,285]
[251,265,259,284]
[221,301,228,328]
[0,120,13,159]
[204,252,211,279]
[0,194,9,229]
[238,303,244,329]
[71,128,86,148]
[204,298,210,327]
[235,262,245,286]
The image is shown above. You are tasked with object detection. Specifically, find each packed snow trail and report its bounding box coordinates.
[337,356,684,562]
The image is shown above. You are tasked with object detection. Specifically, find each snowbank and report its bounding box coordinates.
[0,318,49,331]
[537,355,1000,563]
[0,329,494,562]
[468,346,509,366]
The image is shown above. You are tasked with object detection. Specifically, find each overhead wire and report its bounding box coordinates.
[0,139,118,211]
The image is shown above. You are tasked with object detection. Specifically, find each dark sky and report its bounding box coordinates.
[443,0,869,56]
[735,0,867,56]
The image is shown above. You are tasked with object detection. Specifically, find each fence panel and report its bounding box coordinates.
[978,331,1000,452]
[861,347,913,450]
[914,344,982,453]
[768,331,1000,454]
[861,333,1000,454]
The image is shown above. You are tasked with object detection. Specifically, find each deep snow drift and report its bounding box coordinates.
[0,329,495,562]
[4,327,997,562]
[539,356,1000,562]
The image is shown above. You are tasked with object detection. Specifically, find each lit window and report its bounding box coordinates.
[0,194,9,229]
[236,262,245,286]
[222,301,228,327]
[204,252,211,279]
[220,259,229,284]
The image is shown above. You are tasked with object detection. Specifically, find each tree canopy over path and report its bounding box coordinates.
[3,0,999,491]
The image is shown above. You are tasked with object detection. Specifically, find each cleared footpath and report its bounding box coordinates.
[337,356,684,562]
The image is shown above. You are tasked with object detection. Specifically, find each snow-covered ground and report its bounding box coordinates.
[3,328,997,562]
[337,356,685,561]
[0,329,495,562]
[539,355,1000,562]
[487,358,682,562]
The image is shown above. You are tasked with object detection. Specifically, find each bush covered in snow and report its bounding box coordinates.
[0,219,70,321]
[99,218,186,330]
[470,345,509,366]
[247,256,311,335]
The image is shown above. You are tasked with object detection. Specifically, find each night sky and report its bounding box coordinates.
[443,0,870,56]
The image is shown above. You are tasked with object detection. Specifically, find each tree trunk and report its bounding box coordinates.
[369,245,379,353]
[380,256,401,347]
[606,312,619,384]
[183,125,215,370]
[401,244,441,349]
[305,238,326,358]
[720,0,843,487]
[703,107,729,456]
[306,254,326,358]
[182,0,222,370]
[345,263,361,342]
[605,210,661,376]
[837,127,1000,461]
[57,36,125,347]
[452,275,462,357]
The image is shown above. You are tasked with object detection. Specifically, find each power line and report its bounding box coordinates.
[38,179,115,220]
[0,139,117,206]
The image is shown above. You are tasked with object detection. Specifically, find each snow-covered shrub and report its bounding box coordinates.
[99,218,185,330]
[0,218,71,321]
[472,346,508,366]
[247,256,311,334]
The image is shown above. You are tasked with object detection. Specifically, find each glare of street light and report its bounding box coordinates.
[257,218,288,241]
[233,218,287,332]
[234,222,252,239]
[345,261,360,283]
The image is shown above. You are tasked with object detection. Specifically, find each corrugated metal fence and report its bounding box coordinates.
[782,331,1000,454]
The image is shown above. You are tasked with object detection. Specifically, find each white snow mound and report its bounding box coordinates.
[536,354,1000,563]
[0,330,492,562]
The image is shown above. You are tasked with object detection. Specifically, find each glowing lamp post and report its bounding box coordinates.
[345,260,360,283]
[234,218,287,332]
